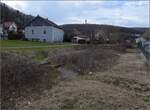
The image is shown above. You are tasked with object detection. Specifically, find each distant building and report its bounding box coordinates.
[3,21,17,32]
[72,35,90,43]
[2,21,17,39]
[25,15,64,42]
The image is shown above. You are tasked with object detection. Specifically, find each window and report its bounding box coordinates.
[43,30,46,34]
[32,30,34,34]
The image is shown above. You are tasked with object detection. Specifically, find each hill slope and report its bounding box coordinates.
[60,24,148,42]
[60,24,147,35]
[0,3,34,29]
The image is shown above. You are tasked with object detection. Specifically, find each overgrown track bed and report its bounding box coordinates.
[48,44,122,74]
[19,49,150,110]
[2,45,148,110]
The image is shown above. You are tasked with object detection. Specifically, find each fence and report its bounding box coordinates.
[137,40,150,65]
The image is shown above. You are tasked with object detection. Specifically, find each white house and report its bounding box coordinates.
[3,22,17,32]
[72,35,90,43]
[25,15,64,42]
[2,21,17,39]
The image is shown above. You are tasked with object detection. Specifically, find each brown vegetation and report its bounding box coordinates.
[0,52,60,110]
[142,29,150,41]
[2,44,148,110]
[48,45,123,74]
[19,49,150,110]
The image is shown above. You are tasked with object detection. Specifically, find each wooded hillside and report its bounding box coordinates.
[0,3,34,29]
[60,24,148,42]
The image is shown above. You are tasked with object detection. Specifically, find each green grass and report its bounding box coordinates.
[0,40,74,51]
[0,40,50,47]
[0,40,75,62]
[0,40,72,48]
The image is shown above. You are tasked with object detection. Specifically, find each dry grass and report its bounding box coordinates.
[48,45,121,74]
[18,48,150,110]
[0,52,60,110]
[20,80,149,110]
[2,45,149,110]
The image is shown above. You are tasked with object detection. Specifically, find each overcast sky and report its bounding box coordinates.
[1,0,150,27]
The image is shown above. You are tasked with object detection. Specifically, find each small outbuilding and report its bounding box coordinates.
[72,35,90,43]
[25,15,64,43]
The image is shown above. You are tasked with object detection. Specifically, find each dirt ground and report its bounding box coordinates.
[16,49,150,110]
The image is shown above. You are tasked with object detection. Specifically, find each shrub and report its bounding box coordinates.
[0,52,53,109]
[142,29,150,41]
[8,31,24,40]
[48,45,120,74]
[63,32,76,42]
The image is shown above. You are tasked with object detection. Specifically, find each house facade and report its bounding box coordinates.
[3,22,17,32]
[25,15,64,42]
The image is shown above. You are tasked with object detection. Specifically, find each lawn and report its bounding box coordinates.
[0,40,75,52]
[0,40,75,62]
[0,40,50,47]
[0,40,73,48]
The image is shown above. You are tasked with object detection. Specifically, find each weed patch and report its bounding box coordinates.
[0,52,60,110]
[48,45,120,74]
[91,75,150,93]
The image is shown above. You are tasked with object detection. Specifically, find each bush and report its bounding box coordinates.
[8,31,24,40]
[63,33,70,42]
[0,52,53,109]
[21,37,28,41]
[142,29,150,41]
[48,45,120,74]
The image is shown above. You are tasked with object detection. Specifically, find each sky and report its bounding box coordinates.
[1,0,150,27]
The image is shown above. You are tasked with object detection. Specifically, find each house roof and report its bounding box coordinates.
[3,22,16,28]
[73,35,90,41]
[74,35,89,38]
[26,15,62,30]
